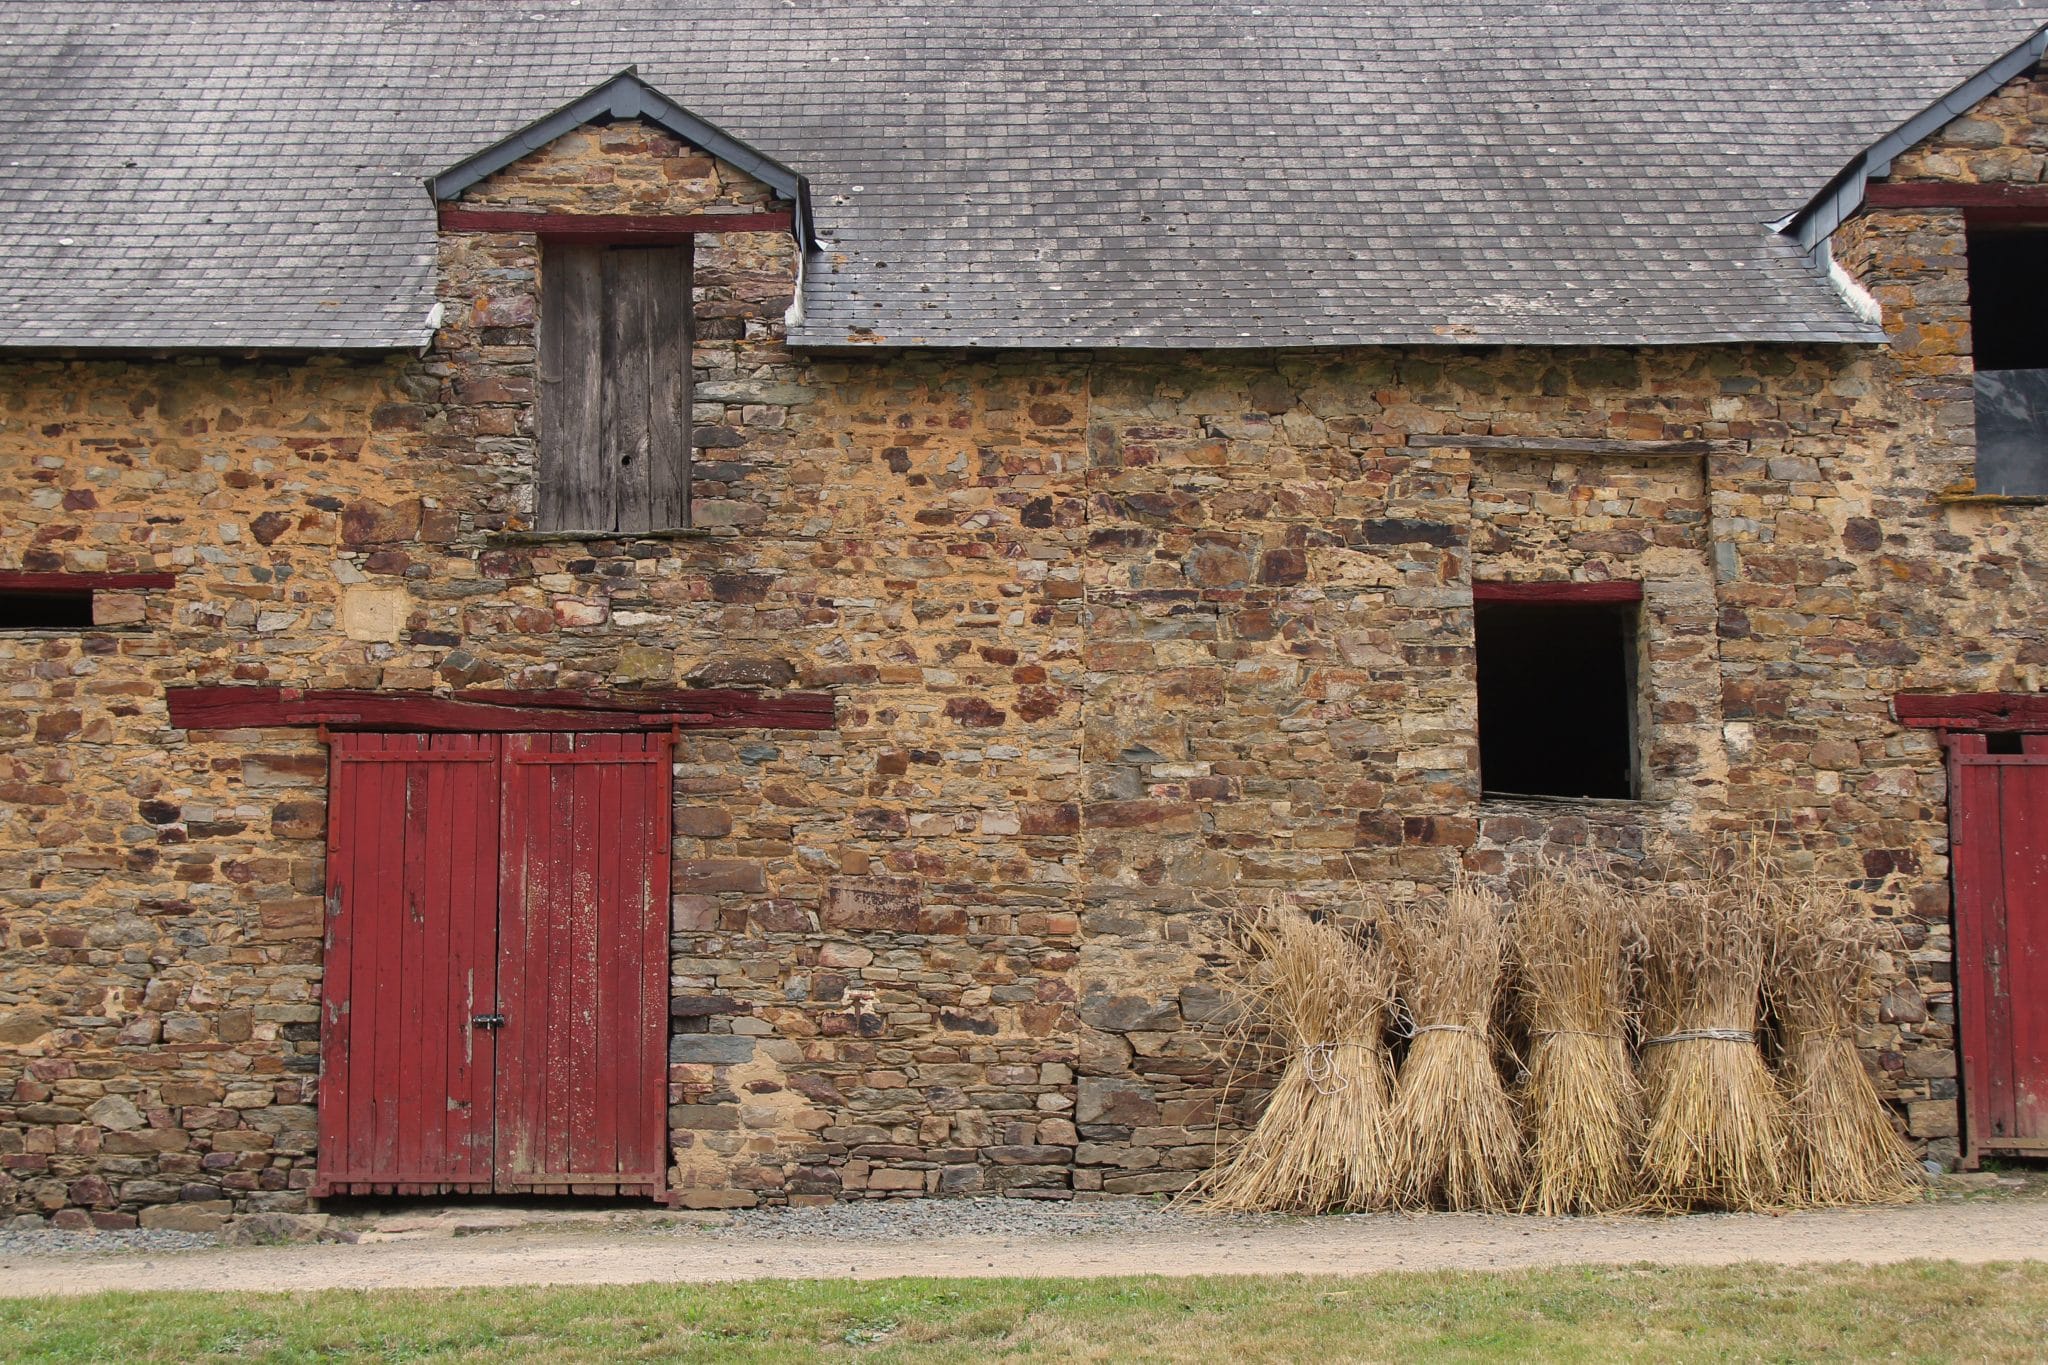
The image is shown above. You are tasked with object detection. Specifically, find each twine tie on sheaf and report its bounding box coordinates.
[1300,1042,1350,1095]
[1405,1023,1480,1039]
[1642,1028,1756,1047]
[1530,1028,1622,1042]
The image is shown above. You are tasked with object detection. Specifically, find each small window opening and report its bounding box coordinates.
[1966,228,2048,496]
[1985,731,2026,755]
[0,590,94,630]
[1477,600,1638,800]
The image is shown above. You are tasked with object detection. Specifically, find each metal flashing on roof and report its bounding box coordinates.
[426,68,817,251]
[1783,22,2048,254]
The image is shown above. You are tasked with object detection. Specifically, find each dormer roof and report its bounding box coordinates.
[428,68,816,251]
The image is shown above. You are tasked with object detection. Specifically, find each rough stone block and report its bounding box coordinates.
[1076,1078,1162,1127]
[668,1035,757,1066]
[138,1204,229,1233]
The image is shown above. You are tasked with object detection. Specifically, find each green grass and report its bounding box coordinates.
[3,1262,2047,1362]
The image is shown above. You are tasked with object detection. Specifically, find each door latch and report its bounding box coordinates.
[471,1013,506,1030]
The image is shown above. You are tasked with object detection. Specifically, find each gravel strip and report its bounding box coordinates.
[680,1197,1287,1243]
[0,1226,219,1258]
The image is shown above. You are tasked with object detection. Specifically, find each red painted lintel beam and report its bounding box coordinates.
[437,207,795,241]
[1895,691,2048,731]
[1472,580,1643,605]
[0,571,177,592]
[1865,182,2048,211]
[165,685,836,734]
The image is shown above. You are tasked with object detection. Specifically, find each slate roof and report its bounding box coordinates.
[1,1,2044,352]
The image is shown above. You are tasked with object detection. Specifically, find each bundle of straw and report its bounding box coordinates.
[1384,876,1525,1211]
[1185,909,1398,1213]
[1764,875,1923,1206]
[1513,858,1643,1215]
[1637,865,1787,1212]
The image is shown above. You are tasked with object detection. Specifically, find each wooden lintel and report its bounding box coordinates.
[1865,182,2048,211]
[437,207,795,242]
[1403,434,1742,459]
[1473,580,1642,605]
[1895,691,2048,731]
[165,685,835,734]
[0,571,177,592]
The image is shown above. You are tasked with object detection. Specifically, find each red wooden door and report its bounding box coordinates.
[1950,734,2048,1163]
[316,733,502,1195]
[314,731,670,1198]
[496,733,673,1197]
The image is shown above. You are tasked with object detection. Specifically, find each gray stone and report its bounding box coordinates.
[669,1035,757,1066]
[1078,989,1180,1034]
[85,1095,145,1132]
[1076,1077,1162,1127]
[221,1212,335,1245]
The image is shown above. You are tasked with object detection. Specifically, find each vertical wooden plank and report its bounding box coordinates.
[349,735,392,1187]
[602,250,655,533]
[496,733,539,1187]
[640,732,675,1191]
[447,732,500,1188]
[473,733,504,1188]
[369,738,409,1187]
[1985,761,2018,1142]
[2003,758,2048,1142]
[493,735,523,1187]
[315,734,357,1194]
[539,244,607,532]
[566,735,602,1187]
[394,752,434,1182]
[589,732,618,1186]
[548,734,579,1181]
[605,733,643,1186]
[646,245,693,530]
[443,735,473,1186]
[422,741,455,1184]
[1952,737,2006,1163]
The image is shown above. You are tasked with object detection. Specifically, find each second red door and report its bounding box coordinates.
[315,731,672,1198]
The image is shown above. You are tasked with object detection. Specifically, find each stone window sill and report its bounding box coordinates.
[1479,791,1669,811]
[485,527,723,546]
[1935,491,2048,507]
[0,626,149,638]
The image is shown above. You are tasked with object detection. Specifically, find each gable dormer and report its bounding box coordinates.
[428,68,816,249]
[429,71,815,536]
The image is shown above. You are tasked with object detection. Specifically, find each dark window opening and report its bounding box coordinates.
[1966,228,2048,495]
[1986,731,2026,755]
[0,590,94,630]
[537,240,695,534]
[1476,600,1638,800]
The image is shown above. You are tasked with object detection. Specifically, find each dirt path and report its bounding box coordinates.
[4,1197,2046,1297]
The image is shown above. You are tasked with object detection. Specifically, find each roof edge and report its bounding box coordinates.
[1780,23,2048,252]
[425,68,817,250]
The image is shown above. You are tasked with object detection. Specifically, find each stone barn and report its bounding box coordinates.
[3,1,2048,1230]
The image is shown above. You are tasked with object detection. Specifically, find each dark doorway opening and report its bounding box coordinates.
[1966,229,2048,372]
[1966,227,2048,495]
[1476,600,1638,799]
[0,591,94,630]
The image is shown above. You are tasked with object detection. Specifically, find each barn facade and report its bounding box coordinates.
[4,2,2048,1228]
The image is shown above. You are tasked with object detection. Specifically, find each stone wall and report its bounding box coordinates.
[5,90,2047,1222]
